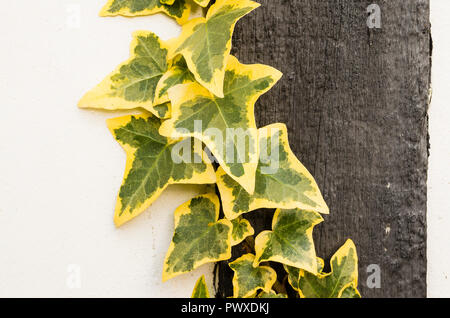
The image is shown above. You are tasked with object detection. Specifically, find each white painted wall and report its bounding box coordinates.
[427,0,450,298]
[0,0,448,298]
[0,0,212,297]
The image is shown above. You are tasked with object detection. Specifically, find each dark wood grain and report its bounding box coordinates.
[216,0,430,298]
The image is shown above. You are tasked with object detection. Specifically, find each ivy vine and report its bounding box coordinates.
[80,0,361,298]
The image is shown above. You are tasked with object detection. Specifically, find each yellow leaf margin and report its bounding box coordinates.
[193,0,210,7]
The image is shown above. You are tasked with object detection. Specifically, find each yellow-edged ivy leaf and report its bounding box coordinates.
[163,193,232,281]
[79,31,171,119]
[257,290,288,298]
[230,217,254,246]
[154,57,195,105]
[191,275,210,298]
[284,265,300,292]
[254,208,323,274]
[217,123,329,220]
[160,55,282,194]
[100,0,191,25]
[168,0,260,97]
[284,258,324,292]
[339,283,361,298]
[229,254,277,298]
[298,239,360,298]
[108,114,216,227]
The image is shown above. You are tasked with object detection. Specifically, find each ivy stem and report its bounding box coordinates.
[242,236,255,253]
[272,279,287,295]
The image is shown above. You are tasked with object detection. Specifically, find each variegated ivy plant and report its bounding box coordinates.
[80,0,361,298]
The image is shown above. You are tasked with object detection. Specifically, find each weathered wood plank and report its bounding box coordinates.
[217,0,430,298]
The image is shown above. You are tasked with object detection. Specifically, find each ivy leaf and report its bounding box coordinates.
[163,193,232,281]
[229,254,277,298]
[100,0,191,25]
[283,265,300,292]
[79,31,171,119]
[339,283,361,298]
[160,55,282,194]
[284,258,324,292]
[154,57,195,106]
[298,239,360,298]
[257,290,288,298]
[108,114,216,227]
[168,0,260,97]
[217,123,329,220]
[254,209,323,274]
[230,217,254,246]
[191,275,210,298]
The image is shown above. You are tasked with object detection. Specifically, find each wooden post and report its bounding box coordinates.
[216,0,430,298]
